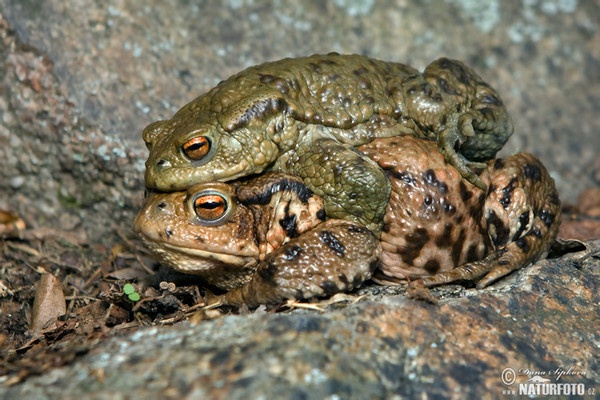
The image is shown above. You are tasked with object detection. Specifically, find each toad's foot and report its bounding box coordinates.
[438,113,488,190]
[211,220,381,308]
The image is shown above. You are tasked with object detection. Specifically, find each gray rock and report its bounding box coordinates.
[2,241,598,399]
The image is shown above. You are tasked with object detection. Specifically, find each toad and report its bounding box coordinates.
[142,53,513,233]
[134,136,560,307]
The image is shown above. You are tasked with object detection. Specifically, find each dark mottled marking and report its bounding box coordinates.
[451,229,467,266]
[530,228,543,238]
[439,182,448,194]
[316,209,326,221]
[165,228,173,238]
[437,77,460,96]
[493,158,505,170]
[195,235,205,243]
[382,222,391,233]
[241,178,314,205]
[423,195,433,206]
[515,237,530,253]
[391,170,416,186]
[421,169,448,194]
[497,260,510,266]
[487,183,497,197]
[444,59,469,85]
[228,97,288,131]
[279,213,299,238]
[480,94,502,106]
[288,79,300,91]
[424,259,441,274]
[470,203,485,225]
[347,224,369,234]
[258,259,279,282]
[436,223,454,247]
[539,210,555,228]
[329,73,339,81]
[420,83,434,98]
[512,211,531,241]
[500,177,518,209]
[283,245,303,261]
[424,169,437,186]
[338,273,349,284]
[549,192,560,205]
[459,181,473,201]
[401,228,430,265]
[466,244,480,262]
[320,230,345,257]
[352,272,365,288]
[320,281,340,296]
[353,66,369,76]
[487,211,510,245]
[443,199,456,215]
[478,108,495,119]
[440,114,447,126]
[523,163,542,181]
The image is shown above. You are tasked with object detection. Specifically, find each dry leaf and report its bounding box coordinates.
[0,209,26,236]
[30,272,67,333]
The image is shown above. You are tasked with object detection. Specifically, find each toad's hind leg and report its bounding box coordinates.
[211,220,381,307]
[422,58,514,191]
[418,153,561,288]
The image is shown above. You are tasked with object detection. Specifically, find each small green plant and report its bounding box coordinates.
[123,283,141,302]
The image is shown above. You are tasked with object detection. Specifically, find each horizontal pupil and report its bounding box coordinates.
[200,201,222,210]
[186,142,206,151]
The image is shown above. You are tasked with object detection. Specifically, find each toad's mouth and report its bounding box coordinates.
[137,233,259,273]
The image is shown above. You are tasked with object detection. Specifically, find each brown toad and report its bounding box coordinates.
[135,136,560,307]
[142,53,513,233]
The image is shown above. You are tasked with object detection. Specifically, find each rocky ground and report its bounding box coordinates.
[0,1,599,398]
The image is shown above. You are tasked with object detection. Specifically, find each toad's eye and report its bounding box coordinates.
[193,194,228,223]
[182,136,211,161]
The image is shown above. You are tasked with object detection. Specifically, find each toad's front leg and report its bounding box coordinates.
[276,138,391,235]
[211,220,381,307]
[418,152,561,288]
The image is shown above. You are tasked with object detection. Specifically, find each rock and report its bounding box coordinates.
[2,241,597,398]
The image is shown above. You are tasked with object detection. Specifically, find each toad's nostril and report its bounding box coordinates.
[157,201,167,210]
[156,159,171,169]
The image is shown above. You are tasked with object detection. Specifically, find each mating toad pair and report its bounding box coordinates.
[134,53,560,307]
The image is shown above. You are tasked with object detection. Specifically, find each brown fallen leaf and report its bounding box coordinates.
[30,272,67,333]
[0,209,26,236]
